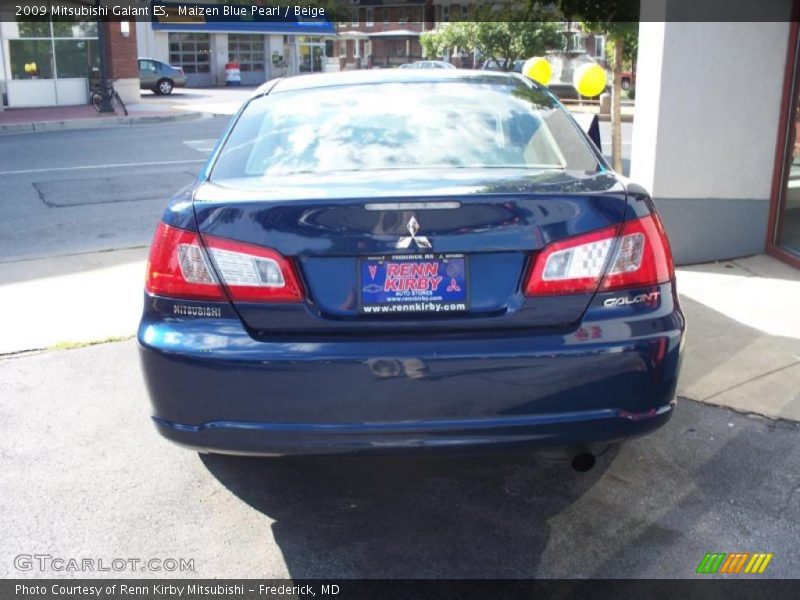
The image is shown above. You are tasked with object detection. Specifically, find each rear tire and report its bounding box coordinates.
[621,78,631,91]
[90,91,102,112]
[111,91,128,116]
[157,78,174,95]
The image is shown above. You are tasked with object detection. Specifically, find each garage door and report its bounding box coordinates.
[168,33,213,87]
[228,34,266,85]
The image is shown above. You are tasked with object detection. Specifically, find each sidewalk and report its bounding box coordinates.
[0,101,205,133]
[138,85,257,116]
[0,250,797,422]
[676,254,800,420]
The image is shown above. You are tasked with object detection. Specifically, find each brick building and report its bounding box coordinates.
[336,0,432,70]
[101,21,140,104]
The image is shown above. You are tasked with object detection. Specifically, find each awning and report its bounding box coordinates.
[337,31,371,39]
[366,29,422,38]
[150,1,335,35]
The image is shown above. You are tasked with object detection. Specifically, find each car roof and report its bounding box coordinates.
[252,69,527,98]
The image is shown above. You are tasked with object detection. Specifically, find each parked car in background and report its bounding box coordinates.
[621,70,636,90]
[482,58,525,73]
[399,60,456,69]
[138,58,187,95]
[139,70,684,463]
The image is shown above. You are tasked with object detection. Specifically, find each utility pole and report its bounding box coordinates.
[95,0,114,113]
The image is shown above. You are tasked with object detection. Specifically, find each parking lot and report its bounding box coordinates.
[0,296,798,578]
[0,110,798,580]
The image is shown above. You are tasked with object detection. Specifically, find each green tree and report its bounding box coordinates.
[421,20,561,71]
[560,0,639,173]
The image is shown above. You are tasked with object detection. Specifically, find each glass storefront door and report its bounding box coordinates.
[298,43,324,73]
[773,26,800,260]
[778,111,800,256]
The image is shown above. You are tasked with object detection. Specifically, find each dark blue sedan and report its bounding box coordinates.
[138,70,684,463]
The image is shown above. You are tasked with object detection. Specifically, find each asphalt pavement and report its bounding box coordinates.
[0,339,798,578]
[1,105,797,580]
[0,111,630,264]
[0,117,229,262]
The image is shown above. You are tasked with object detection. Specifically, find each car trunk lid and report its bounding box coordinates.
[193,169,627,335]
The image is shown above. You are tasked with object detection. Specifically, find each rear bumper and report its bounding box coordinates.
[138,285,684,456]
[152,407,674,456]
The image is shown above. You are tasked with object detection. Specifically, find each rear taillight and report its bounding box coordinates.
[145,222,303,303]
[524,214,674,296]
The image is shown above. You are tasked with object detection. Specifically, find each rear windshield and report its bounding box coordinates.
[210,80,600,180]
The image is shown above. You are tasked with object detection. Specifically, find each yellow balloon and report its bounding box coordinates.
[573,63,607,98]
[523,57,552,86]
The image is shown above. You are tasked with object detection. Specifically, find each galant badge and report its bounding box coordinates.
[396,216,432,249]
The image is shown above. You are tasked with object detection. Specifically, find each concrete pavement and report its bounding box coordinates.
[139,86,257,116]
[678,255,800,421]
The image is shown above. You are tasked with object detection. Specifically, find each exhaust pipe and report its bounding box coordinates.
[533,445,603,471]
[571,452,597,473]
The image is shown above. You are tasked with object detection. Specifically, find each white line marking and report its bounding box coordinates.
[183,139,217,153]
[0,159,206,176]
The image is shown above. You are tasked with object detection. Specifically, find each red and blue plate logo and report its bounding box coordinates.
[360,254,468,313]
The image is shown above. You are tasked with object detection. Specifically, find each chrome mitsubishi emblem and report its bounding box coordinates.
[396,216,432,249]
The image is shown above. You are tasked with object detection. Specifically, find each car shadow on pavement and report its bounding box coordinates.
[200,447,618,578]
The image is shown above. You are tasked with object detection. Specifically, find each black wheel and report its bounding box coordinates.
[90,91,102,112]
[621,78,631,91]
[156,78,174,95]
[112,91,128,116]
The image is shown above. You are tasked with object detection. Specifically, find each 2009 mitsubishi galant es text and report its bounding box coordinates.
[138,70,685,458]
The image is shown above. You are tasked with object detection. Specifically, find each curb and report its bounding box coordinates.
[0,110,210,134]
[566,110,634,123]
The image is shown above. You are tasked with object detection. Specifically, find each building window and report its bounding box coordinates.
[594,35,606,59]
[442,5,450,22]
[339,39,346,57]
[168,33,211,77]
[351,8,358,25]
[5,19,98,80]
[9,39,54,79]
[228,34,265,76]
[366,7,374,26]
[54,39,98,78]
[383,7,389,23]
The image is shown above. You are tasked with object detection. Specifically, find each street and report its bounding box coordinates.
[0,116,630,262]
[1,110,798,580]
[0,116,229,261]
